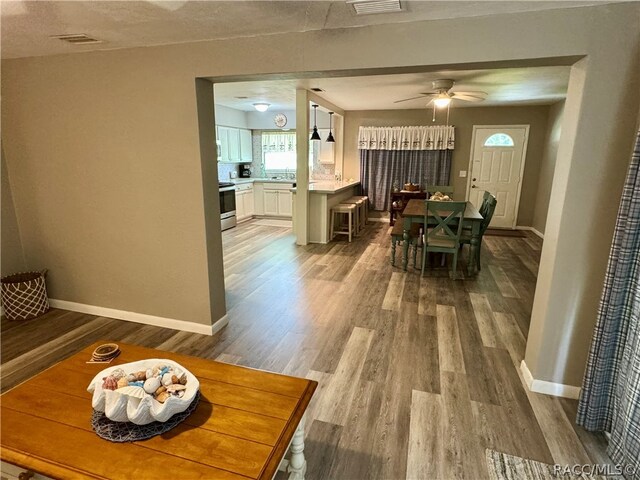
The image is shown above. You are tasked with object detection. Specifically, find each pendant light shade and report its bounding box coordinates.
[326,112,335,143]
[310,104,321,141]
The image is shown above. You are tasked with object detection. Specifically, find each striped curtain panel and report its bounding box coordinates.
[577,130,640,477]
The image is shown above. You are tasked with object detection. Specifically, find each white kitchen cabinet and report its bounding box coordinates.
[236,192,245,219]
[263,190,279,216]
[277,190,293,216]
[227,128,240,162]
[239,129,253,163]
[245,189,255,216]
[235,184,254,222]
[217,127,251,163]
[217,126,230,162]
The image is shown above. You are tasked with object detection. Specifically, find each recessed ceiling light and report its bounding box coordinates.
[253,103,270,112]
[346,0,402,15]
[50,33,103,45]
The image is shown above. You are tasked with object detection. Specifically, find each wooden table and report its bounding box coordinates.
[401,199,484,276]
[0,342,317,480]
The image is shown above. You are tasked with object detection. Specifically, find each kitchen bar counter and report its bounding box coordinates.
[290,179,360,194]
[292,179,361,244]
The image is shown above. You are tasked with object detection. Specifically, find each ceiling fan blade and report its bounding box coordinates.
[451,92,486,102]
[393,95,428,104]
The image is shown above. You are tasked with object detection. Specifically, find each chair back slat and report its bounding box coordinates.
[425,201,467,244]
[479,193,497,234]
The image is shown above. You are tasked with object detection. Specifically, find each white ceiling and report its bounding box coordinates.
[213,66,570,111]
[1,0,612,59]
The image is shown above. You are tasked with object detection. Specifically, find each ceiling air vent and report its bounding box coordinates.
[346,0,403,15]
[50,34,103,45]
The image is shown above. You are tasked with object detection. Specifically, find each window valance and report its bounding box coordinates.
[357,126,455,151]
[262,132,296,153]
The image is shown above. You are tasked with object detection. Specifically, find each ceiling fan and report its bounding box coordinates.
[394,79,487,107]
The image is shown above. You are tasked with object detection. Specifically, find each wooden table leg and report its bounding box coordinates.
[468,221,481,277]
[287,416,307,479]
[402,217,411,271]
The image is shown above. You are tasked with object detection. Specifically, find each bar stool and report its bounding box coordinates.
[348,195,369,228]
[340,198,364,234]
[330,204,357,242]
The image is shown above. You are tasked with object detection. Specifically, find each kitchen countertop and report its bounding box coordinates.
[291,179,360,194]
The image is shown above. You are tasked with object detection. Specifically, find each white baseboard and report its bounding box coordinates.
[515,225,544,239]
[520,360,581,399]
[48,299,228,336]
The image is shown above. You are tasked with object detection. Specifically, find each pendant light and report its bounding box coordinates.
[310,104,321,141]
[326,112,335,143]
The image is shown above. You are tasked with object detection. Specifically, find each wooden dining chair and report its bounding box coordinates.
[426,185,454,196]
[460,192,497,271]
[422,201,467,279]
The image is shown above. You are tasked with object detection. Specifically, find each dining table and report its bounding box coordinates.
[401,198,484,276]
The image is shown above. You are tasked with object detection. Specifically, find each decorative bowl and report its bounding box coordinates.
[87,359,199,425]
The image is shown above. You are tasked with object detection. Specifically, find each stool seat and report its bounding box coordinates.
[331,204,357,242]
[334,204,356,212]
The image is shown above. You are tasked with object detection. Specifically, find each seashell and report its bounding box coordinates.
[159,367,170,377]
[129,380,144,387]
[171,375,180,384]
[165,384,186,393]
[155,386,167,396]
[116,386,147,399]
[177,390,185,398]
[145,368,154,379]
[143,377,161,394]
[179,373,187,385]
[110,368,126,381]
[117,377,129,389]
[126,373,137,383]
[102,376,118,390]
[135,371,147,381]
[161,372,173,387]
[156,391,170,403]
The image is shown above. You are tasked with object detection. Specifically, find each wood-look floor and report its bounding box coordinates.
[1,219,610,479]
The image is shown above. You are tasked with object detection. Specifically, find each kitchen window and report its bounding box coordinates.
[262,132,297,173]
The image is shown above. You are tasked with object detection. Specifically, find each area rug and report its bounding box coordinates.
[484,229,527,237]
[486,450,608,480]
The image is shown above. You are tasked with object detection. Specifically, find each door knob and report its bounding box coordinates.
[472,178,477,181]
[471,185,477,188]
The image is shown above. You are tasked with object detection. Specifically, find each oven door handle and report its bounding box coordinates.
[219,186,236,192]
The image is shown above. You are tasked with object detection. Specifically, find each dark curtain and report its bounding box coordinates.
[359,149,452,211]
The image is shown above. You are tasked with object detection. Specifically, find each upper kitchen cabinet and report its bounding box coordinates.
[217,126,253,163]
[239,129,253,163]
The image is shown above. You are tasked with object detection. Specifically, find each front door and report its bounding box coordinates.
[467,126,529,229]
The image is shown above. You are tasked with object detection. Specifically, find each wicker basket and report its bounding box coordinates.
[1,271,50,321]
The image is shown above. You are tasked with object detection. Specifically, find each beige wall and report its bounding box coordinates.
[1,146,26,276]
[344,105,550,226]
[532,101,565,234]
[2,3,639,385]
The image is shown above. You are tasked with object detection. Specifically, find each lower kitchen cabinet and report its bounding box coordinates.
[235,185,255,222]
